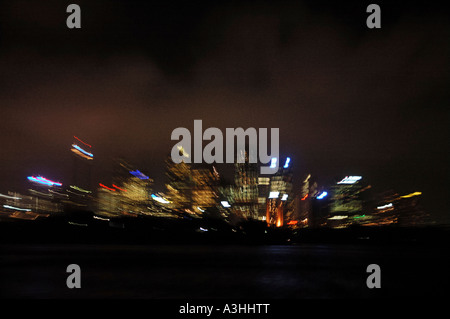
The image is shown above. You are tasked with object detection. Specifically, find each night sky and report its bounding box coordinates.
[0,1,448,222]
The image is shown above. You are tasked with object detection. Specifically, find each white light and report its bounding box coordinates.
[377,203,393,210]
[197,207,205,212]
[93,215,110,221]
[337,176,362,184]
[268,191,279,199]
[281,194,288,201]
[3,205,31,212]
[221,201,231,208]
[284,157,291,168]
[0,193,21,200]
[328,215,348,220]
[270,158,277,168]
[151,194,170,204]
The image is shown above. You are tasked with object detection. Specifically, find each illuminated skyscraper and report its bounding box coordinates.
[112,159,153,215]
[327,176,364,228]
[265,157,293,227]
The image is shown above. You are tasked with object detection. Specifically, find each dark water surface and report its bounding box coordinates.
[1,243,448,298]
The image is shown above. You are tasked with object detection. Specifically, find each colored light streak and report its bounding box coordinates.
[151,194,170,204]
[281,194,288,201]
[317,191,328,200]
[3,205,31,212]
[377,203,393,210]
[221,201,231,208]
[73,136,92,148]
[72,144,93,158]
[130,170,149,180]
[268,191,279,199]
[27,176,62,187]
[283,157,291,168]
[400,192,422,199]
[99,183,115,191]
[287,220,298,225]
[112,184,127,192]
[269,157,277,169]
[71,148,93,160]
[337,176,362,184]
[301,194,309,201]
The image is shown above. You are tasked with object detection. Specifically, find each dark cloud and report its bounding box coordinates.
[0,1,448,221]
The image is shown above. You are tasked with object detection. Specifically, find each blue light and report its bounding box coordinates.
[72,144,93,157]
[130,170,149,180]
[317,191,328,200]
[284,157,291,168]
[270,158,277,168]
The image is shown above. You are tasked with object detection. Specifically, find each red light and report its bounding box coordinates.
[287,220,298,225]
[301,194,309,201]
[112,184,127,192]
[99,183,115,191]
[74,136,92,148]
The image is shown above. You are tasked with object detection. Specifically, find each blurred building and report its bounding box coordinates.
[265,157,293,227]
[165,146,195,214]
[191,164,220,215]
[368,190,430,227]
[325,176,372,228]
[233,150,258,219]
[95,159,153,217]
[297,174,320,227]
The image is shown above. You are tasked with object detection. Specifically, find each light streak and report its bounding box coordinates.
[151,194,170,204]
[400,192,422,199]
[328,215,348,220]
[130,170,149,180]
[99,183,115,191]
[337,176,362,184]
[270,158,277,169]
[27,176,62,187]
[317,191,328,199]
[284,157,291,168]
[0,193,21,200]
[3,205,31,212]
[72,144,93,158]
[377,203,393,210]
[73,136,92,148]
[112,184,127,192]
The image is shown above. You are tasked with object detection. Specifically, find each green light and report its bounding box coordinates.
[353,214,366,219]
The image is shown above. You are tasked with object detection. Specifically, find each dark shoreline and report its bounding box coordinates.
[1,213,449,246]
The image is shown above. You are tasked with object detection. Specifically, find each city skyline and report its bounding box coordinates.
[0,1,448,224]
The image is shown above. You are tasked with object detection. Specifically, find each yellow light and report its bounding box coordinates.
[400,192,422,199]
